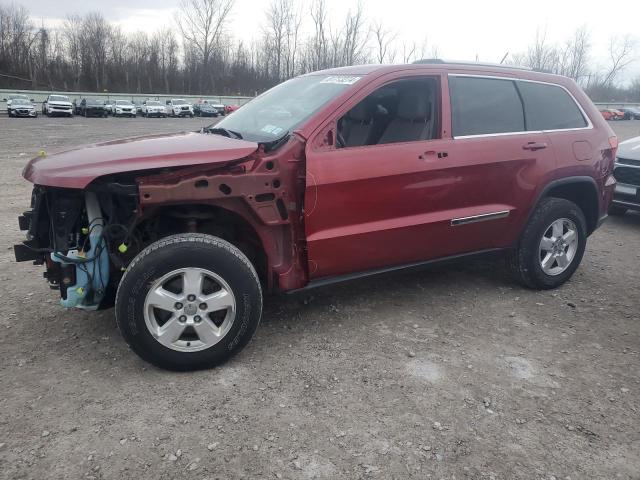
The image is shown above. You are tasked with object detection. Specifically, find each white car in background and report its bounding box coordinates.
[42,94,73,117]
[4,93,31,111]
[113,100,136,118]
[165,98,194,117]
[141,100,167,118]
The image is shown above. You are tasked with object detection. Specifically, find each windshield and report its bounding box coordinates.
[50,95,69,102]
[172,99,187,104]
[214,74,360,142]
[86,98,103,105]
[9,94,29,100]
[13,99,31,106]
[115,100,133,106]
[146,101,161,106]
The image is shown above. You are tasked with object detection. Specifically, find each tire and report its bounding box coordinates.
[507,197,587,290]
[609,205,628,216]
[115,233,263,370]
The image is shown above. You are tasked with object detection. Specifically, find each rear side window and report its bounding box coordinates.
[517,81,587,130]
[450,76,524,137]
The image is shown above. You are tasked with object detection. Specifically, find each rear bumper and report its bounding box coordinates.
[612,182,640,210]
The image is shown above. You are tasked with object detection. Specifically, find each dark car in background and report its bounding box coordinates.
[194,102,219,117]
[610,136,640,215]
[619,107,640,120]
[7,98,37,117]
[80,98,108,117]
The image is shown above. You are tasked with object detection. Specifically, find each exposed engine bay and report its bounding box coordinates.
[14,183,141,309]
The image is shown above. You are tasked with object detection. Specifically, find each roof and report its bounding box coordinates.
[305,61,568,84]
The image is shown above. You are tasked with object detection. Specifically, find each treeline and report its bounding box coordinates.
[0,0,638,101]
[511,27,639,102]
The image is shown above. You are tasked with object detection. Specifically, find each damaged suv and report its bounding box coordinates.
[14,63,617,370]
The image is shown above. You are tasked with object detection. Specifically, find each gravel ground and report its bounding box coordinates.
[1,116,639,480]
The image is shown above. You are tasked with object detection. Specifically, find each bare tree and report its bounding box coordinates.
[402,41,417,64]
[600,35,636,86]
[557,26,590,83]
[341,1,368,65]
[524,27,558,72]
[371,21,397,63]
[178,0,235,91]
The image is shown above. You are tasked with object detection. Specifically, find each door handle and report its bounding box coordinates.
[522,141,548,151]
[419,151,447,160]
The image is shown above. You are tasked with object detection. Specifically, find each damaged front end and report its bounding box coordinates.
[14,183,138,309]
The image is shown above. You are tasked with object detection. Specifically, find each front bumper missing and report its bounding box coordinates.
[14,190,110,309]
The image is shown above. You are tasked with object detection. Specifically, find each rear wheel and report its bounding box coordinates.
[507,197,586,289]
[115,233,262,370]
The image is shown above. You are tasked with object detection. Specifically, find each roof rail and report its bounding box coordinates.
[412,58,533,71]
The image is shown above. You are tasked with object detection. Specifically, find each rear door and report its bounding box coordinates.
[442,74,557,249]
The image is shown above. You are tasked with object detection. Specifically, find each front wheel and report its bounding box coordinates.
[507,197,587,289]
[115,234,263,370]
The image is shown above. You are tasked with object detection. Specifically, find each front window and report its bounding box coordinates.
[10,95,29,100]
[50,95,70,102]
[115,100,132,106]
[336,77,440,148]
[172,99,187,104]
[12,99,31,106]
[213,74,361,142]
[146,101,161,106]
[86,98,103,106]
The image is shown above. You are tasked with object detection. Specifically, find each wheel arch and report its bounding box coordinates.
[137,203,271,286]
[535,176,600,235]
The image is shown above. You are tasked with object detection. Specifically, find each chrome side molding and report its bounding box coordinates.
[451,210,510,226]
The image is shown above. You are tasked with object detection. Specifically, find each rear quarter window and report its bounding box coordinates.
[517,81,588,130]
[449,76,525,137]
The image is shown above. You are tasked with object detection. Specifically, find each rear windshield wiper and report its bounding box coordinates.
[201,126,243,139]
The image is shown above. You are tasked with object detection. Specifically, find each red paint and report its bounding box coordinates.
[22,64,616,292]
[23,131,258,188]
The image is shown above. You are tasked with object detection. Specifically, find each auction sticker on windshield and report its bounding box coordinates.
[261,125,285,135]
[320,75,361,85]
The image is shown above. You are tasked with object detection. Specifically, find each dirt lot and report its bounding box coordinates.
[1,116,639,480]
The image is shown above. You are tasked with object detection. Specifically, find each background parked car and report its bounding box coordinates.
[134,102,143,115]
[3,93,32,112]
[600,108,624,121]
[619,107,640,120]
[7,98,37,117]
[42,94,73,117]
[207,101,226,116]
[104,101,114,115]
[80,98,108,117]
[193,102,219,117]
[113,100,136,117]
[141,100,166,118]
[610,135,640,215]
[224,104,240,114]
[165,98,194,117]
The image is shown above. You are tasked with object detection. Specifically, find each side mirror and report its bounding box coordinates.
[31,98,35,102]
[2,98,6,102]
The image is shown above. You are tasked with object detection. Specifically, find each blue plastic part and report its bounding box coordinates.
[51,232,110,310]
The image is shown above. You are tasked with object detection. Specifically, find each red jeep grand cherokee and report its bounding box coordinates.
[14,62,617,370]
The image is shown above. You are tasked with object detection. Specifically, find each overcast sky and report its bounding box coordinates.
[20,0,640,84]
